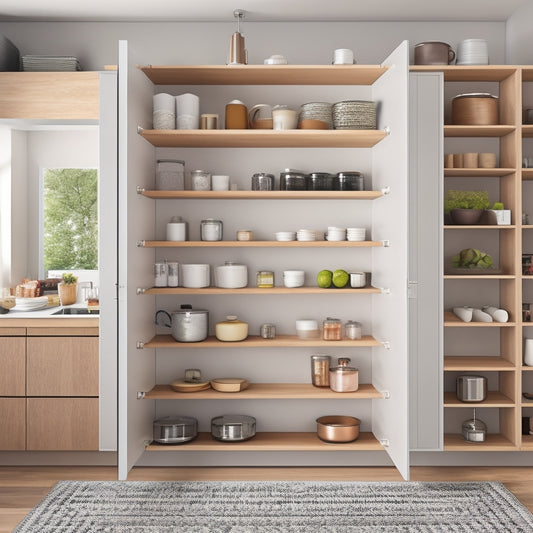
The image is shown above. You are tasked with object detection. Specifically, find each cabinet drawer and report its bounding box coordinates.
[26,398,99,450]
[26,337,98,396]
[0,398,26,450]
[0,337,25,396]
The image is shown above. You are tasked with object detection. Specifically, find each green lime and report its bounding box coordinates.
[317,270,333,288]
[332,269,349,288]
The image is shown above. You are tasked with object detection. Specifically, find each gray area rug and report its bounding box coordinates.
[14,480,533,532]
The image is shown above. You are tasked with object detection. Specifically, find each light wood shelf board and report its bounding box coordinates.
[409,65,518,82]
[143,383,382,400]
[522,125,533,138]
[144,431,382,451]
[522,366,533,371]
[444,391,514,407]
[140,190,384,200]
[521,435,533,452]
[444,125,515,138]
[444,356,516,371]
[522,402,533,408]
[143,286,380,295]
[444,168,515,177]
[143,334,380,349]
[444,433,517,451]
[443,225,516,230]
[443,274,514,280]
[444,311,516,327]
[522,169,533,180]
[139,129,387,148]
[140,240,382,248]
[138,64,388,86]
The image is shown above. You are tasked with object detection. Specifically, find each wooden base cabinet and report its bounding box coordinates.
[0,398,25,450]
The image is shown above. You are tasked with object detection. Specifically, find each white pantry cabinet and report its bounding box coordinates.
[117,40,410,480]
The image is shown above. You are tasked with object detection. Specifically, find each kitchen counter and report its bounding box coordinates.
[0,304,99,328]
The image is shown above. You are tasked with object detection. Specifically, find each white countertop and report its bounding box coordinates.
[0,304,99,321]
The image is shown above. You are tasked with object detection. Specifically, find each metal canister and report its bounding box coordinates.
[252,172,274,191]
[260,323,276,339]
[310,355,331,387]
[201,219,223,241]
[167,262,179,287]
[154,262,168,287]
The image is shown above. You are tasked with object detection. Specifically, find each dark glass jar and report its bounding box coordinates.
[307,172,333,190]
[333,171,364,191]
[280,169,307,191]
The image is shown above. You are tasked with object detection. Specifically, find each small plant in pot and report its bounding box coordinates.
[444,190,490,225]
[58,273,78,306]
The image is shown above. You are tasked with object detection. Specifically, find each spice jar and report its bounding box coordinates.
[256,271,274,288]
[323,317,342,341]
[260,323,276,339]
[156,159,185,190]
[329,357,359,392]
[236,230,253,241]
[310,355,331,387]
[201,219,223,241]
[279,169,307,191]
[344,320,362,340]
[190,169,211,191]
[252,172,274,191]
[333,171,364,191]
[307,172,333,191]
[154,262,168,287]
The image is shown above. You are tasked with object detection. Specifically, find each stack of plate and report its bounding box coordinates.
[456,39,489,65]
[296,229,317,242]
[326,227,347,241]
[275,231,296,242]
[298,102,333,130]
[347,227,366,242]
[21,55,82,72]
[14,296,48,311]
[332,100,377,130]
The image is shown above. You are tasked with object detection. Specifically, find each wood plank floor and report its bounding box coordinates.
[1,466,532,532]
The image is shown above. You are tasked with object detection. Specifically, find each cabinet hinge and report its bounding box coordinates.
[408,281,418,299]
[379,438,390,447]
[380,390,391,400]
[136,341,145,349]
[381,340,391,350]
[136,185,145,194]
[137,125,144,134]
[136,240,146,248]
[136,287,146,295]
[381,186,391,196]
[384,126,391,136]
[379,287,391,295]
[137,391,146,400]
[381,240,390,247]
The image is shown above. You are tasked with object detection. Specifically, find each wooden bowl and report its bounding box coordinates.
[210,378,250,393]
[451,93,498,125]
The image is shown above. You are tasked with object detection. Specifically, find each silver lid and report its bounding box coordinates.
[453,93,498,99]
[157,159,185,164]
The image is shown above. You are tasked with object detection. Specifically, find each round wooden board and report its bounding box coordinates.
[170,379,211,393]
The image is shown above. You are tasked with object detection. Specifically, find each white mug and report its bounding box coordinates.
[272,106,298,130]
[166,222,187,241]
[525,338,533,366]
[211,175,230,191]
[350,272,366,288]
[176,93,200,129]
[333,48,354,65]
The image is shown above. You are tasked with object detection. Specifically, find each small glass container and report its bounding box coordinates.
[156,159,185,190]
[329,357,359,392]
[236,230,253,241]
[167,261,179,287]
[190,169,211,191]
[256,271,274,288]
[310,354,331,387]
[307,172,333,191]
[252,172,274,191]
[260,323,276,339]
[184,368,202,383]
[323,317,342,341]
[154,262,167,287]
[211,414,256,442]
[201,219,223,241]
[333,171,364,191]
[280,169,307,191]
[344,320,362,340]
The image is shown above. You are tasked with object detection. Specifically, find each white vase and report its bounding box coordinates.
[524,338,533,366]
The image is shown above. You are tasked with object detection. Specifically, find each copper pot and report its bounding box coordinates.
[316,415,360,443]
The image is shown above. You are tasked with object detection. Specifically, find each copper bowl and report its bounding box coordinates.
[316,415,360,443]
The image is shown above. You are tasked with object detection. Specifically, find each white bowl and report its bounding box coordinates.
[295,319,320,339]
[181,264,210,288]
[283,270,305,288]
[275,231,296,241]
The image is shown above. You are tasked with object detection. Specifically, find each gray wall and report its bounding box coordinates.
[506,2,533,64]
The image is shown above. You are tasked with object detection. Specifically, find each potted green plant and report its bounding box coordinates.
[444,190,490,225]
[58,273,78,306]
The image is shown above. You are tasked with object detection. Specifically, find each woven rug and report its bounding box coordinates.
[14,480,533,532]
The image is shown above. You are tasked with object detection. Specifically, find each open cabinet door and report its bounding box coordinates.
[117,40,157,480]
[370,41,410,480]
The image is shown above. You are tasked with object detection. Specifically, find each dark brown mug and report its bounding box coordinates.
[414,41,455,65]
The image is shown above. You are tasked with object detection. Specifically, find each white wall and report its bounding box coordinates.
[0,21,506,68]
[506,2,533,64]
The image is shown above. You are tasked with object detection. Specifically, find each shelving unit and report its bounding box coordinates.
[118,41,410,479]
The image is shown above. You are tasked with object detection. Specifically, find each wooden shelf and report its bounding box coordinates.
[523,68,533,82]
[139,64,388,86]
[522,125,533,138]
[444,356,516,371]
[143,383,382,400]
[139,190,384,200]
[521,435,533,451]
[139,240,382,248]
[409,65,518,82]
[143,334,380,349]
[139,129,387,148]
[444,311,516,327]
[142,286,381,295]
[444,391,514,407]
[522,366,533,371]
[522,401,533,408]
[444,168,515,177]
[522,169,533,180]
[444,433,517,451]
[145,431,382,452]
[444,225,515,230]
[443,274,514,280]
[444,125,515,138]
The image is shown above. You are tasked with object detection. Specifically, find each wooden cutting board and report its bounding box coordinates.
[210,378,250,393]
[170,379,211,393]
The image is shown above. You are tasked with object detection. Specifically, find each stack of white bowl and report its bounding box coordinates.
[153,93,176,130]
[181,264,210,288]
[456,39,488,65]
[326,227,346,241]
[297,229,317,242]
[346,227,366,242]
[275,231,296,242]
[283,270,305,288]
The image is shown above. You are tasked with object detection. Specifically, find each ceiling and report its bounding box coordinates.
[0,0,529,22]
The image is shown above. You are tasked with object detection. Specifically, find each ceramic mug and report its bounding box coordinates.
[225,100,248,129]
[175,93,200,129]
[272,105,298,130]
[414,41,455,65]
[249,104,273,129]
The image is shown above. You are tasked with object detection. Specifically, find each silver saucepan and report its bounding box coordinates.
[155,304,209,342]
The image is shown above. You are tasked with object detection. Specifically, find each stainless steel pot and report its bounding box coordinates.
[211,414,256,441]
[155,304,209,342]
[456,375,487,402]
[153,416,198,444]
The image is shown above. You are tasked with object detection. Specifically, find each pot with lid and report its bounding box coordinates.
[153,416,198,444]
[456,375,487,402]
[211,414,256,441]
[214,262,248,289]
[155,304,209,342]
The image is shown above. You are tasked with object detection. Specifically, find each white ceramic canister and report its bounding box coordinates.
[283,270,305,288]
[166,216,187,241]
[181,264,210,288]
[176,93,200,129]
[214,262,248,289]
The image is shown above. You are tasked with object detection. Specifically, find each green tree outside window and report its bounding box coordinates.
[43,168,98,272]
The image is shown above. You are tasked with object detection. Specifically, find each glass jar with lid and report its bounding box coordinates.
[307,172,333,191]
[344,320,362,340]
[280,169,307,191]
[200,219,223,241]
[190,169,211,191]
[251,172,274,191]
[329,357,359,392]
[323,317,342,340]
[256,271,274,288]
[156,159,185,190]
[333,171,364,191]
